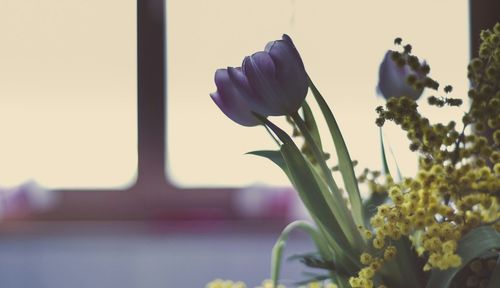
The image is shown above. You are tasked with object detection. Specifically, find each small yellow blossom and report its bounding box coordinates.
[206,279,247,288]
[360,253,373,265]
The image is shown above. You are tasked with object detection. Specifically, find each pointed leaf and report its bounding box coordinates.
[379,237,422,288]
[302,101,323,150]
[292,112,364,250]
[308,76,364,226]
[306,159,365,251]
[374,128,422,288]
[380,128,403,180]
[363,192,387,226]
[362,128,390,224]
[247,150,287,172]
[270,221,331,287]
[253,113,361,270]
[279,143,353,256]
[379,128,390,176]
[388,144,403,181]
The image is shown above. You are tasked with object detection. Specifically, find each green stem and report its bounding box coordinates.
[291,111,365,251]
[263,123,281,147]
[307,75,364,227]
[271,221,331,287]
[291,112,331,183]
[379,127,390,176]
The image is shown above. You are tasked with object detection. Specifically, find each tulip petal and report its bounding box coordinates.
[226,67,251,93]
[266,39,308,113]
[211,35,309,120]
[227,66,266,111]
[247,51,276,77]
[271,34,305,71]
[378,51,424,100]
[211,69,260,126]
[243,53,286,116]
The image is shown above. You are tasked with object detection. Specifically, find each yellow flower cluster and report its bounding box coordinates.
[348,252,386,288]
[358,169,394,195]
[205,279,338,288]
[209,23,500,288]
[361,23,500,278]
[363,141,499,270]
[206,279,247,288]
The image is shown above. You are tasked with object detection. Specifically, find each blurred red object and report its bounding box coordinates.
[0,181,56,219]
[234,186,306,221]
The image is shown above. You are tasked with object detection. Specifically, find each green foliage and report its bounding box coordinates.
[308,77,365,228]
[231,21,500,288]
[252,113,360,268]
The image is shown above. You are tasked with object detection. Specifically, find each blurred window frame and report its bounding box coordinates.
[34,0,499,221]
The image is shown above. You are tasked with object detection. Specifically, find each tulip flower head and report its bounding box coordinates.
[210,67,261,126]
[210,35,308,126]
[377,50,426,100]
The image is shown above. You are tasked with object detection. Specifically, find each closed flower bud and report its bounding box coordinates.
[210,68,261,126]
[377,50,425,100]
[242,34,308,116]
[211,35,308,126]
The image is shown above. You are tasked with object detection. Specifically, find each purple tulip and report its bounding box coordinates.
[243,34,308,116]
[210,67,261,126]
[377,50,425,100]
[210,35,308,126]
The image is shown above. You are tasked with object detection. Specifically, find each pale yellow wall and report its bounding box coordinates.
[0,1,470,189]
[167,0,470,188]
[0,1,137,188]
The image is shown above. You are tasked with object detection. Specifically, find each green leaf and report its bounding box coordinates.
[270,221,331,287]
[314,220,359,274]
[308,76,364,227]
[388,145,403,181]
[306,158,365,251]
[271,240,286,287]
[362,128,389,224]
[379,128,402,181]
[279,142,353,257]
[252,114,360,268]
[360,128,415,288]
[302,101,323,150]
[247,150,287,173]
[363,193,387,226]
[379,128,390,176]
[292,112,365,251]
[379,237,422,288]
[426,226,500,288]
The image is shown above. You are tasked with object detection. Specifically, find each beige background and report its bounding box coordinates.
[0,1,470,189]
[167,0,470,187]
[0,0,137,188]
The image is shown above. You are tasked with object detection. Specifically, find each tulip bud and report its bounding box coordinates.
[242,34,308,116]
[210,34,308,126]
[210,68,261,126]
[377,50,425,100]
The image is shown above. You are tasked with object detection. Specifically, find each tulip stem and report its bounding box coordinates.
[291,111,365,251]
[291,111,335,188]
[263,124,281,147]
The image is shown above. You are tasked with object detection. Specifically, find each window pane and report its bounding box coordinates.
[167,0,469,187]
[0,1,137,188]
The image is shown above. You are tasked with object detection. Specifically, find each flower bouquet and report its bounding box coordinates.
[207,23,500,288]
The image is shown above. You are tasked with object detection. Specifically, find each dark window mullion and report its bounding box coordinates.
[137,0,167,190]
[469,0,500,58]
